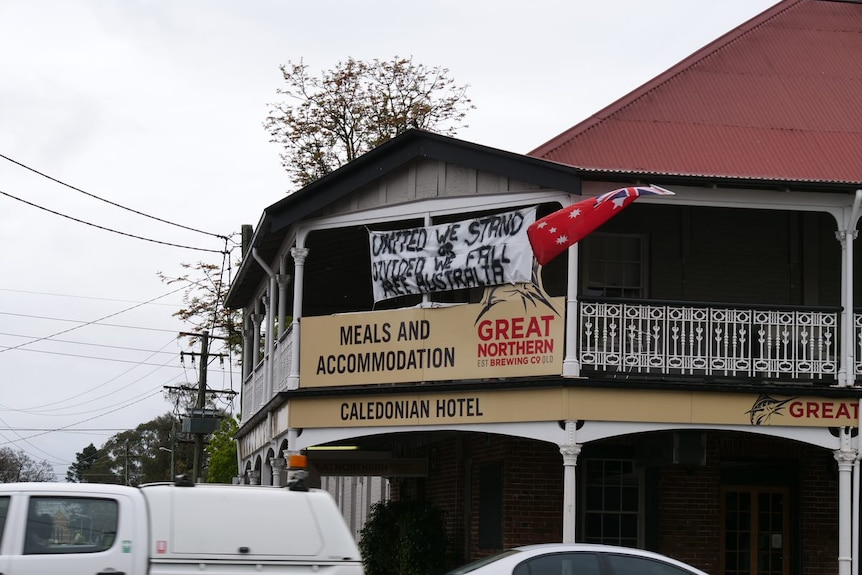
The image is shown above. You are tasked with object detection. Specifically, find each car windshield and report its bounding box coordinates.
[445,549,522,574]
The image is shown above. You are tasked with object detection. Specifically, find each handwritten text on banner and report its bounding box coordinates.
[368,207,536,302]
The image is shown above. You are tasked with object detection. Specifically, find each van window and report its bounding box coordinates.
[25,497,119,555]
[0,497,9,546]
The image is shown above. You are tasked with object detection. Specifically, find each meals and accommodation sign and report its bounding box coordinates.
[300,287,565,387]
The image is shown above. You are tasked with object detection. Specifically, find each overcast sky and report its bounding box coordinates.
[0,0,779,480]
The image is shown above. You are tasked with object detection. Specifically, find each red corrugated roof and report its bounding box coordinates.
[530,0,862,185]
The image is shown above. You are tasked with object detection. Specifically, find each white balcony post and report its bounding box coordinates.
[261,290,274,398]
[277,264,291,337]
[289,247,309,390]
[563,243,581,377]
[836,190,861,387]
[250,311,263,367]
[253,249,278,401]
[241,322,253,380]
[835,428,857,575]
[853,416,861,575]
[560,420,582,543]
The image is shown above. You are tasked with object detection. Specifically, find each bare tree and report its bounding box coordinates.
[0,447,55,482]
[265,56,474,187]
[157,261,241,355]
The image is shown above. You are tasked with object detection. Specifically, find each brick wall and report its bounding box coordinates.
[657,433,838,575]
[392,429,841,574]
[657,457,722,571]
[393,433,564,566]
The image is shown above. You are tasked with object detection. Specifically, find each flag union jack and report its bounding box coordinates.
[527,185,674,266]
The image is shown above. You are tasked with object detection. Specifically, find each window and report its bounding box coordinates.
[722,488,789,575]
[581,233,647,298]
[582,459,641,547]
[478,462,503,549]
[25,497,119,555]
[513,552,601,575]
[0,496,8,547]
[604,554,697,575]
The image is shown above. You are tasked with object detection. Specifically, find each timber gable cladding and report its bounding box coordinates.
[326,160,549,218]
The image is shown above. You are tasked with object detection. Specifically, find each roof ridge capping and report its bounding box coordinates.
[528,0,802,159]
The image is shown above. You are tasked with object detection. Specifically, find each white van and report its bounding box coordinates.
[0,464,364,575]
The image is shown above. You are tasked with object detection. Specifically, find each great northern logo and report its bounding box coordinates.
[746,394,797,425]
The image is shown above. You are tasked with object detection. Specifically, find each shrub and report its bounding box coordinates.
[359,499,448,575]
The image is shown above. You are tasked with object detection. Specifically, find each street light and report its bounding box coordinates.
[159,446,175,480]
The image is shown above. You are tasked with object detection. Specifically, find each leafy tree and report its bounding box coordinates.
[67,413,194,485]
[66,443,99,482]
[206,416,239,483]
[265,55,474,186]
[0,447,55,482]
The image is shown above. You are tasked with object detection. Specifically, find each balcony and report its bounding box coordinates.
[579,298,840,383]
[243,323,295,417]
[243,300,850,413]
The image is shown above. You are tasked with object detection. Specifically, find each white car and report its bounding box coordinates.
[445,543,711,575]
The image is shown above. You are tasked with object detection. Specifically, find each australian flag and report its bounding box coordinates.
[527,185,675,266]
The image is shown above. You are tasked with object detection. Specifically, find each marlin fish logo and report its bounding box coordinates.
[746,394,797,425]
[474,269,560,326]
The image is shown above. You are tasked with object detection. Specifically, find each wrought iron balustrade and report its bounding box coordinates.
[579,298,839,381]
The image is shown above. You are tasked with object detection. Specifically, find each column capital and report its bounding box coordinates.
[560,443,582,466]
[835,229,859,247]
[291,247,309,264]
[276,273,292,288]
[834,447,858,469]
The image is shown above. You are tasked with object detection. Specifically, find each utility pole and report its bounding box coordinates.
[192,330,209,483]
[166,331,233,484]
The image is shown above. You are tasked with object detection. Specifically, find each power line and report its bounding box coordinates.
[0,188,227,254]
[0,285,188,354]
[0,332,178,355]
[0,346,238,382]
[0,428,127,432]
[0,386,169,452]
[0,152,230,241]
[23,381,174,418]
[0,287,180,307]
[0,312,178,333]
[0,346,193,367]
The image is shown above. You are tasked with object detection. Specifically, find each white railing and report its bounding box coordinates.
[580,300,838,381]
[274,324,295,393]
[855,312,862,377]
[242,361,267,417]
[242,326,296,416]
